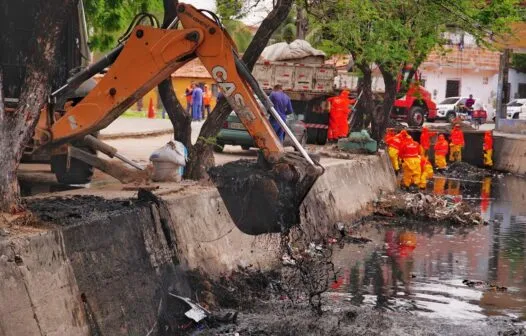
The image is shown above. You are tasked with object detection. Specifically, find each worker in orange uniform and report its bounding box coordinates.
[419,155,434,189]
[434,134,449,170]
[202,84,213,119]
[385,129,402,173]
[419,127,436,158]
[327,90,351,142]
[397,129,412,167]
[483,130,493,167]
[400,138,422,189]
[449,124,465,162]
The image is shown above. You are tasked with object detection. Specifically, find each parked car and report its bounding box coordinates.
[215,112,307,152]
[506,99,526,119]
[436,96,493,123]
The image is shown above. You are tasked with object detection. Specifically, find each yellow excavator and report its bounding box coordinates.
[22,3,323,235]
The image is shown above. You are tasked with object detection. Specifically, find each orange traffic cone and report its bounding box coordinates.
[147,97,155,119]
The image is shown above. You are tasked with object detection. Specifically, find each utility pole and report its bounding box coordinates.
[495,49,511,129]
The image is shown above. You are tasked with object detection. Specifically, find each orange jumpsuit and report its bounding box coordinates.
[400,140,421,188]
[327,90,351,140]
[483,131,493,167]
[419,127,436,158]
[449,125,465,162]
[434,134,449,169]
[385,129,402,172]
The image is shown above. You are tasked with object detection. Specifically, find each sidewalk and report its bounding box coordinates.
[100,118,175,139]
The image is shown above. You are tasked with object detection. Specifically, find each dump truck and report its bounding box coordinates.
[253,42,337,145]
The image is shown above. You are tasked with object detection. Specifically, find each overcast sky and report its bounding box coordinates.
[183,0,273,25]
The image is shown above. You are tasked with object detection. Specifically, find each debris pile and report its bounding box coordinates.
[444,161,492,179]
[374,192,485,225]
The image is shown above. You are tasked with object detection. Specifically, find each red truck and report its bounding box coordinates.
[390,67,438,127]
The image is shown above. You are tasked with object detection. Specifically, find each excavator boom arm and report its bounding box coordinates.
[47,3,285,164]
[39,3,322,235]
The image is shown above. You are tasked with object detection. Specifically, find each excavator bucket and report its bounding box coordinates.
[175,3,324,235]
[209,152,322,235]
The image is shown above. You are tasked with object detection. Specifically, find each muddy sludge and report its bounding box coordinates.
[208,160,306,235]
[26,195,143,226]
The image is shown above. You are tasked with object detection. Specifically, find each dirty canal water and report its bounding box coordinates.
[330,174,526,324]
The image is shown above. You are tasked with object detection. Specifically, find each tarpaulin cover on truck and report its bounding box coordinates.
[261,40,325,62]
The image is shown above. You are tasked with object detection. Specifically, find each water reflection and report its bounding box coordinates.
[331,175,526,322]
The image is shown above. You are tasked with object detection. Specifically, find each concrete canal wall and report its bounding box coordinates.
[493,132,526,175]
[0,154,396,335]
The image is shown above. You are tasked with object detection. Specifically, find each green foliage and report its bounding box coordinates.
[215,0,256,52]
[84,0,163,51]
[216,0,244,20]
[512,53,526,73]
[270,6,297,44]
[223,20,254,52]
[307,0,520,76]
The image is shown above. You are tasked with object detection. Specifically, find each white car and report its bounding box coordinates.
[506,99,526,119]
[436,96,494,122]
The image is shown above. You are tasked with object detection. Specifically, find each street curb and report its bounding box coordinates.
[99,129,174,140]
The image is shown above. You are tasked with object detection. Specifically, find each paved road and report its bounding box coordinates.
[101,118,175,136]
[19,117,495,192]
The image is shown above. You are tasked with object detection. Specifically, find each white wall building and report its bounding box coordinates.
[331,31,526,111]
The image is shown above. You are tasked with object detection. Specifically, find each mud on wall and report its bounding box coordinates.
[0,155,396,335]
[0,199,190,336]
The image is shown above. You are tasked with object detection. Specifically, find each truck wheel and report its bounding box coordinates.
[51,144,95,185]
[408,106,425,127]
[316,129,328,145]
[446,111,456,123]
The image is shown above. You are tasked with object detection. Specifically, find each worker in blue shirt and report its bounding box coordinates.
[268,84,293,142]
[191,83,203,121]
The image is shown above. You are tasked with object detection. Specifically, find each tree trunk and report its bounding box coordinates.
[157,0,192,148]
[296,7,308,40]
[350,63,374,132]
[184,0,294,180]
[374,64,397,142]
[0,0,76,213]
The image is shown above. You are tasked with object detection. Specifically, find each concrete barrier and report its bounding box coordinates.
[0,154,396,335]
[164,154,397,274]
[493,133,526,175]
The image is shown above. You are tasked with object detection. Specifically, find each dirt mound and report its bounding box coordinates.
[26,195,140,226]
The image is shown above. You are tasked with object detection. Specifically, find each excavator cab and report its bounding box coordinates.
[31,3,323,235]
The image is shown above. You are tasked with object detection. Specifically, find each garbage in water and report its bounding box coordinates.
[373,191,486,225]
[444,161,494,179]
